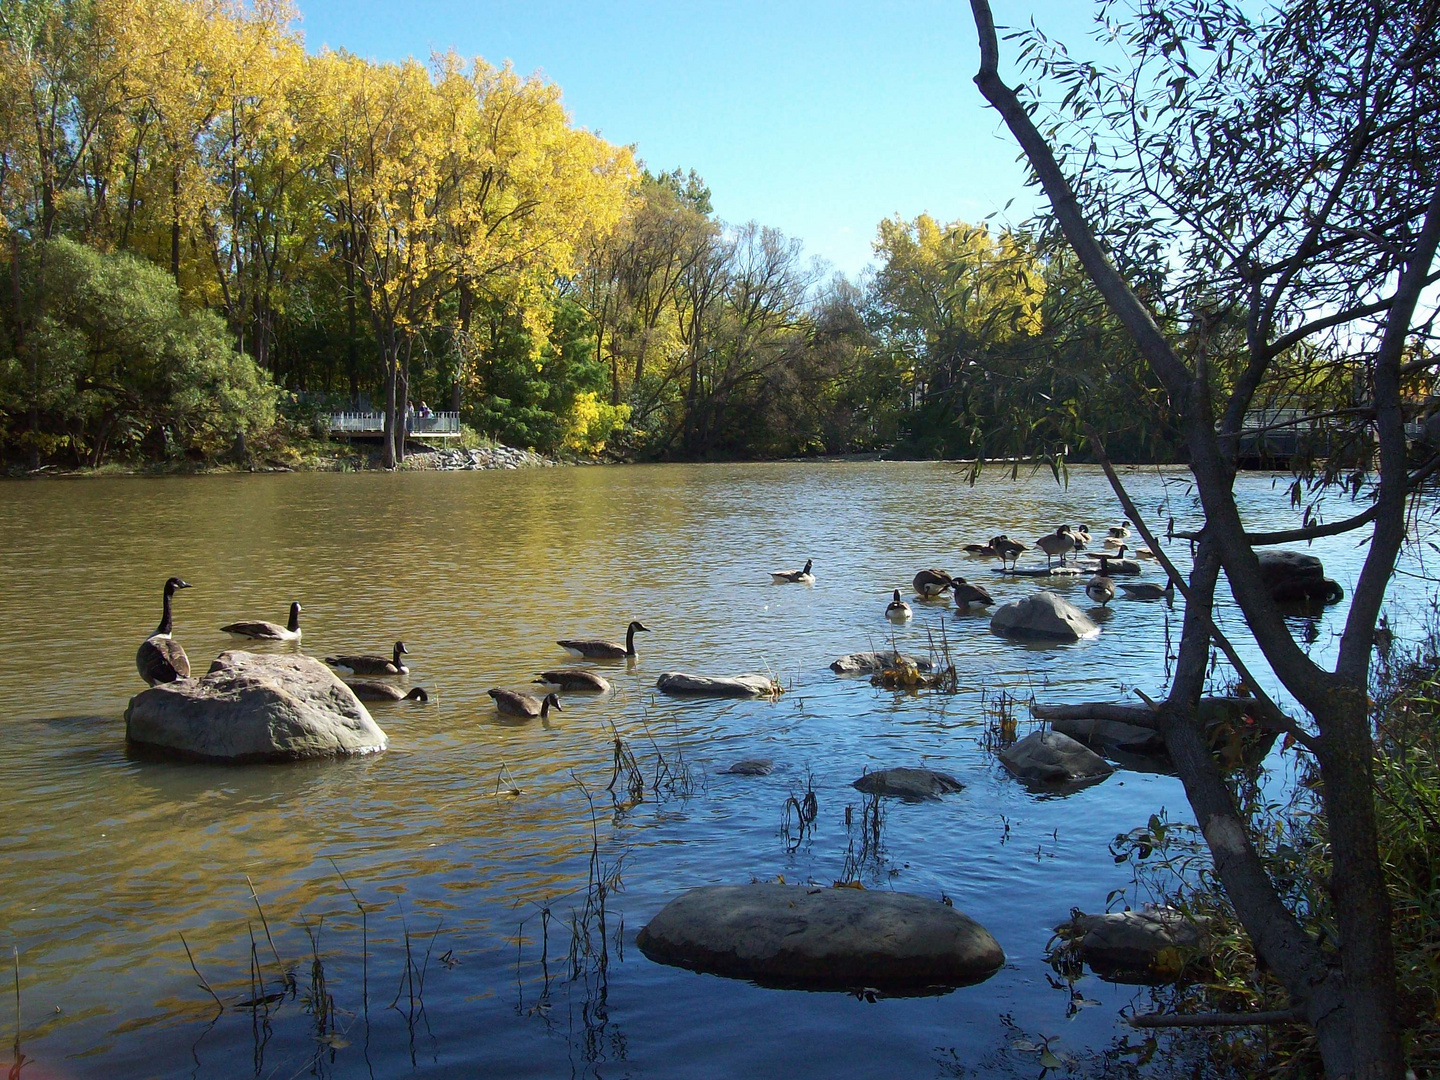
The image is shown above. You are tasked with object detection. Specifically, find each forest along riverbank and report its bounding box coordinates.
[0,463,1424,1079]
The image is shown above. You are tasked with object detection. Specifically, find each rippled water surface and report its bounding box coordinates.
[0,462,1429,1078]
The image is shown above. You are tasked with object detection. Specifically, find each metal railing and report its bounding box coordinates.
[323,411,461,437]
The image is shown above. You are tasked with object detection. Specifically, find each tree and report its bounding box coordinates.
[970,0,1440,1074]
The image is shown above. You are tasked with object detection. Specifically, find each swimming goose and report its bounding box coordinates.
[962,539,999,556]
[326,641,409,676]
[534,669,612,692]
[221,601,302,642]
[771,559,815,583]
[489,688,562,719]
[558,621,649,660]
[1090,545,1141,574]
[951,578,994,607]
[912,569,954,597]
[886,589,913,621]
[136,577,193,685]
[346,680,428,702]
[1035,526,1077,569]
[1085,565,1116,606]
[1119,577,1176,601]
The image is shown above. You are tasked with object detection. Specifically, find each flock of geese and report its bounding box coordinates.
[132,579,654,720]
[873,521,1175,623]
[133,523,1172,719]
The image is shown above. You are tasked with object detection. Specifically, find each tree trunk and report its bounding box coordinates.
[381,329,397,470]
[171,168,182,281]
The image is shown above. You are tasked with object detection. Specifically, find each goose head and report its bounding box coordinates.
[164,577,193,596]
[288,601,302,631]
[628,622,651,636]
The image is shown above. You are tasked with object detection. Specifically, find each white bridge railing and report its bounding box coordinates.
[324,411,461,437]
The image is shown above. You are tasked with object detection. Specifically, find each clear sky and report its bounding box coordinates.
[293,1,1100,280]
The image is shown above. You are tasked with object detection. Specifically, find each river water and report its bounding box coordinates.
[0,462,1430,1079]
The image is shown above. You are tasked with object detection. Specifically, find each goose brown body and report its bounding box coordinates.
[221,601,302,641]
[534,669,611,692]
[347,680,428,702]
[489,688,561,719]
[950,578,994,606]
[770,559,815,583]
[912,569,954,597]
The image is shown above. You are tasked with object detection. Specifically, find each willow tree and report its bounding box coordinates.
[970,1,1439,1075]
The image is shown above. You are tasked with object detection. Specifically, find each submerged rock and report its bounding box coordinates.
[990,592,1100,641]
[830,651,933,674]
[999,730,1113,784]
[636,883,1004,991]
[125,650,387,763]
[1053,907,1208,984]
[1050,717,1166,757]
[852,767,964,801]
[656,672,779,698]
[721,758,775,776]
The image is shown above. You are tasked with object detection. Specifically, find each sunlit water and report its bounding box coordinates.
[0,463,1432,1079]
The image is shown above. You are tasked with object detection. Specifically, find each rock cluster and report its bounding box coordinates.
[407,446,554,471]
[1053,907,1207,983]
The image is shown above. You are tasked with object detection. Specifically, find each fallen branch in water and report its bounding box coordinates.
[1033,697,1292,735]
[1129,1007,1305,1029]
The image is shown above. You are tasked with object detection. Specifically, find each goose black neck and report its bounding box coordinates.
[156,587,174,636]
[288,604,301,632]
[625,624,637,655]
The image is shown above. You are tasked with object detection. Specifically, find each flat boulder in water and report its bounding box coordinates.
[125,650,388,763]
[999,730,1113,784]
[636,883,1004,991]
[1257,550,1343,604]
[990,592,1099,641]
[852,767,964,801]
[657,672,778,697]
[830,651,933,674]
[1050,717,1166,757]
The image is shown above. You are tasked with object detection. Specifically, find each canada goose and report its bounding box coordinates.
[1085,564,1116,606]
[1035,526,1077,569]
[771,559,815,584]
[558,621,649,660]
[912,569,954,597]
[1119,577,1176,601]
[1092,545,1142,574]
[534,669,612,692]
[1134,546,1156,559]
[951,578,994,607]
[1107,522,1131,540]
[221,601,302,642]
[886,589,913,621]
[1073,524,1092,545]
[962,540,999,556]
[136,577,193,686]
[489,688,561,719]
[993,535,1027,570]
[346,680,428,702]
[326,641,409,676]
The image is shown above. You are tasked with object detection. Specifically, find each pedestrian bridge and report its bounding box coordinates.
[324,411,462,438]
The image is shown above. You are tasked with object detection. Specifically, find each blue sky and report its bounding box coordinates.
[294,2,1101,279]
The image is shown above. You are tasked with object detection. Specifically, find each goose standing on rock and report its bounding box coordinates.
[951,578,994,607]
[221,601,302,642]
[136,577,193,685]
[1085,561,1116,606]
[489,688,562,720]
[962,539,999,556]
[534,669,611,692]
[1035,526,1077,569]
[993,536,1026,571]
[912,569,954,597]
[770,559,815,584]
[346,680,428,702]
[326,641,409,676]
[886,589,913,621]
[558,621,649,660]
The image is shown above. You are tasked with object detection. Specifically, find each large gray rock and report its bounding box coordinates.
[1257,550,1343,604]
[721,758,774,776]
[1050,717,1166,757]
[125,650,388,763]
[657,672,778,697]
[999,730,1114,784]
[830,651,933,674]
[852,767,964,801]
[636,883,1004,991]
[1054,907,1207,983]
[990,592,1100,641]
